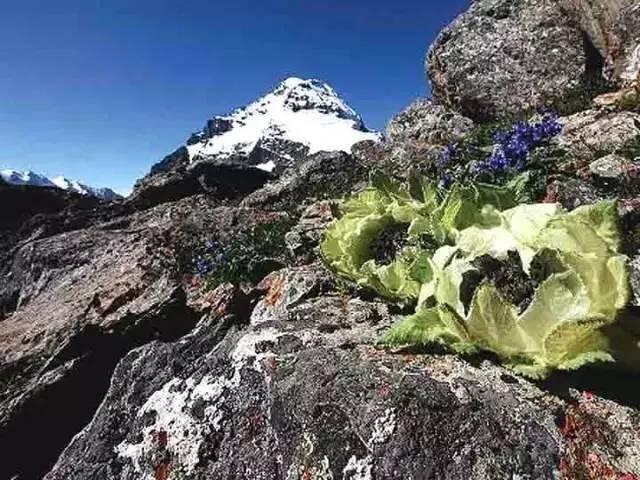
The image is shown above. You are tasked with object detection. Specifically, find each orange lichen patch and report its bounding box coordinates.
[301,467,313,480]
[263,273,286,308]
[154,460,172,480]
[262,356,278,372]
[377,384,391,399]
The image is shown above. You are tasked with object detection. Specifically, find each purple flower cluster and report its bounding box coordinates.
[436,112,562,187]
[193,239,221,275]
[193,257,213,275]
[474,112,562,175]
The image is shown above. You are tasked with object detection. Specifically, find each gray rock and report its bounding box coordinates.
[284,201,336,263]
[0,196,291,480]
[606,1,640,85]
[130,147,272,211]
[589,153,631,179]
[240,151,369,213]
[558,0,629,58]
[44,264,640,480]
[427,0,591,120]
[385,98,474,148]
[558,109,640,161]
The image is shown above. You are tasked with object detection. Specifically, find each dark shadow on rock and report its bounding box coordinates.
[0,291,199,480]
[539,368,640,410]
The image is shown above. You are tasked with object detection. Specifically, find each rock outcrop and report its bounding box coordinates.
[0,194,292,480]
[427,0,599,120]
[44,264,640,480]
[385,99,474,149]
[4,1,640,478]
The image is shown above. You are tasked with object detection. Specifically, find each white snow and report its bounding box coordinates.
[0,169,56,188]
[51,176,91,195]
[255,160,277,172]
[186,77,380,163]
[0,168,119,200]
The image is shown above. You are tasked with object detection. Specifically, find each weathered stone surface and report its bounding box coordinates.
[558,109,640,161]
[284,201,336,263]
[427,0,592,120]
[560,390,640,478]
[559,0,628,57]
[240,151,369,213]
[0,195,292,480]
[607,1,640,85]
[589,153,632,179]
[44,264,640,480]
[385,98,474,148]
[130,147,272,210]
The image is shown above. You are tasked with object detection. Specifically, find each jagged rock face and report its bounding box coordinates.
[385,98,474,148]
[558,109,640,161]
[560,0,640,85]
[558,0,628,57]
[240,151,369,213]
[608,2,640,85]
[427,0,593,121]
[130,147,272,211]
[44,264,640,480]
[46,267,561,480]
[0,195,292,480]
[0,183,102,233]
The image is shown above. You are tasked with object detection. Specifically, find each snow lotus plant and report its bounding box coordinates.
[320,173,635,379]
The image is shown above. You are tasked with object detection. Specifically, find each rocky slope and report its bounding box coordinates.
[1,1,640,479]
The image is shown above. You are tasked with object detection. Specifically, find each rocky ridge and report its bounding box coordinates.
[0,169,121,201]
[1,1,640,479]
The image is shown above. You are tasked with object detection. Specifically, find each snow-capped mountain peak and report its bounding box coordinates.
[186,77,380,169]
[1,169,120,201]
[0,169,57,188]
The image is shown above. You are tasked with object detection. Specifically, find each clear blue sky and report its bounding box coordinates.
[0,0,468,194]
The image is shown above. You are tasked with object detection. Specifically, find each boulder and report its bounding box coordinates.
[558,109,640,162]
[385,99,474,148]
[589,153,632,180]
[44,264,640,480]
[427,0,594,121]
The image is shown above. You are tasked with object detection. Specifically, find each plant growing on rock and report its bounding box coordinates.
[191,219,294,289]
[321,173,638,379]
[433,112,562,199]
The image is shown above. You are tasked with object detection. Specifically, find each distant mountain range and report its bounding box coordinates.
[0,169,121,201]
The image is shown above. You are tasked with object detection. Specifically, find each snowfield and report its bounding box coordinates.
[186,77,380,162]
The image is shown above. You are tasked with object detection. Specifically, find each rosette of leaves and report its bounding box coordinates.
[386,200,632,378]
[321,172,517,301]
[321,173,638,379]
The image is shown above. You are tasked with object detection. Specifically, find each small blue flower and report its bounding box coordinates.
[437,143,458,169]
[438,173,454,189]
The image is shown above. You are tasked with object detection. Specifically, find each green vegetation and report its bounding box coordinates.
[190,218,294,289]
[321,173,638,379]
